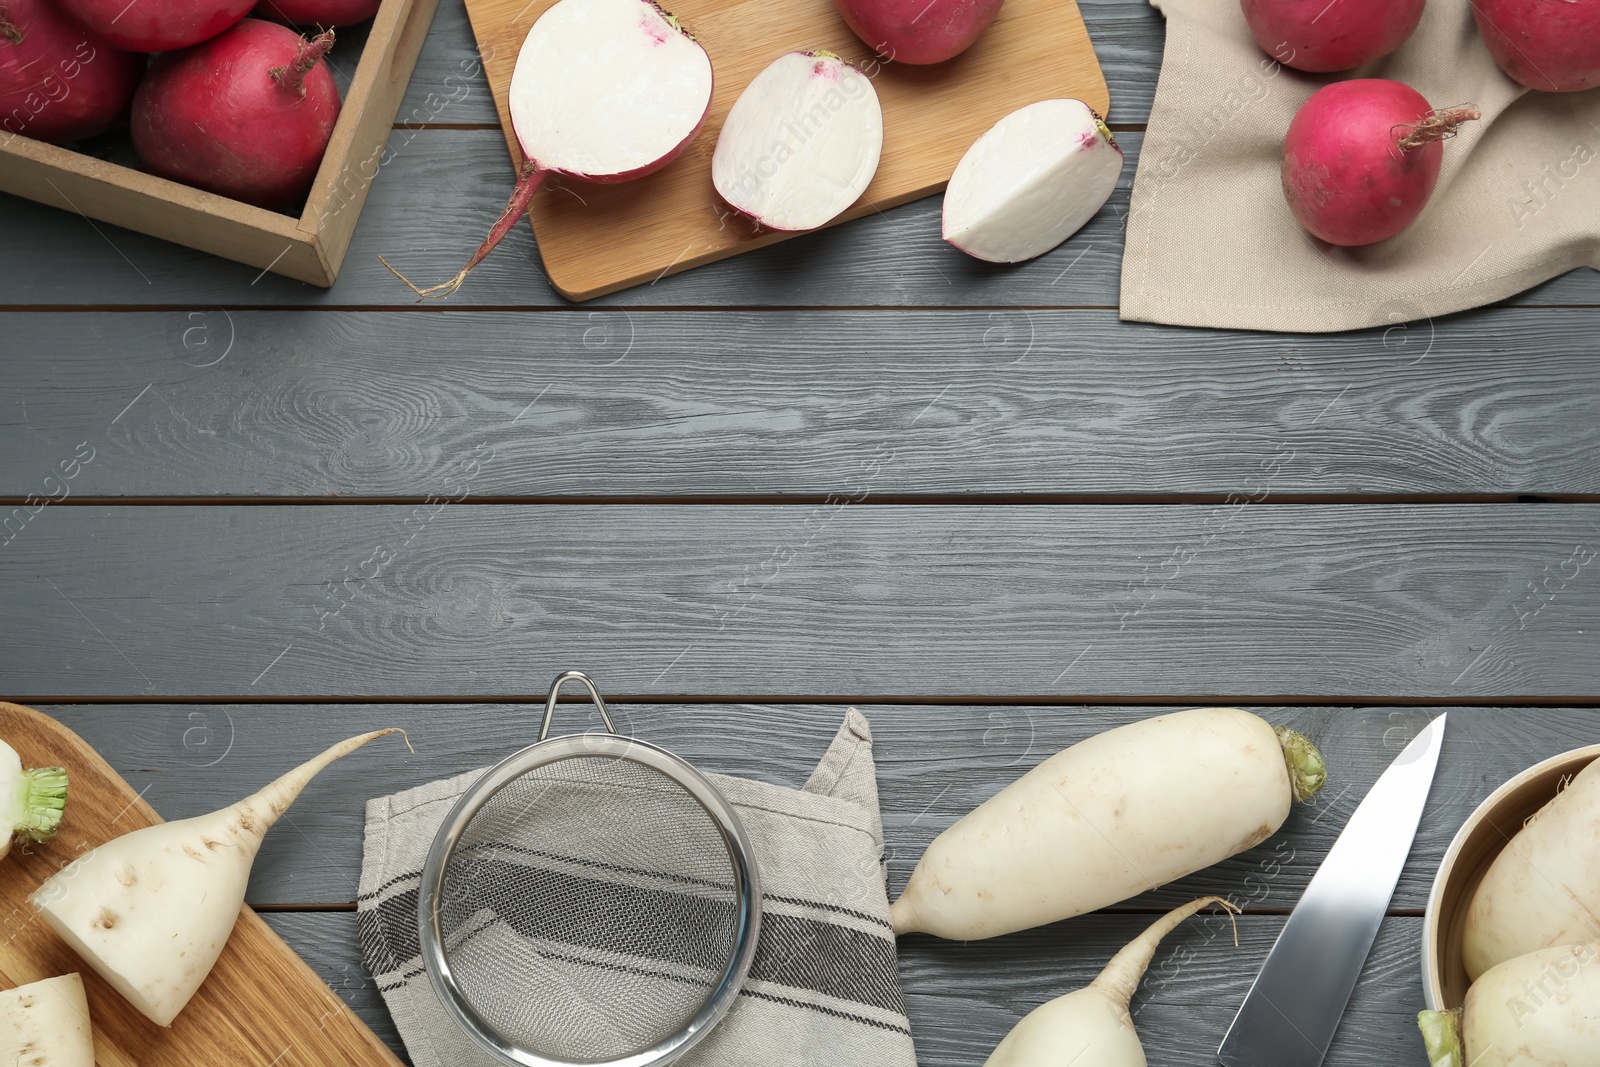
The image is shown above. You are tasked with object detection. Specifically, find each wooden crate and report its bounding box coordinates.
[0,0,440,287]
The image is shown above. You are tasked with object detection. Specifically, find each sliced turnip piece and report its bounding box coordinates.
[386,0,713,297]
[712,50,883,232]
[30,729,403,1027]
[942,98,1122,263]
[0,973,93,1067]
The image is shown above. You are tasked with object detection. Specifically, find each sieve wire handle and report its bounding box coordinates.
[539,670,618,741]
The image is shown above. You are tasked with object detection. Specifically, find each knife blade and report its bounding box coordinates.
[1217,713,1447,1067]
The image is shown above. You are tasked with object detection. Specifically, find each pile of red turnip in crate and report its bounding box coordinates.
[1,0,376,212]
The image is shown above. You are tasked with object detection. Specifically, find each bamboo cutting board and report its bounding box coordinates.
[0,702,403,1067]
[461,0,1110,300]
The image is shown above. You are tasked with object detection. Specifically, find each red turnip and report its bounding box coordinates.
[1281,79,1478,247]
[385,0,713,297]
[1241,0,1425,72]
[131,19,340,210]
[711,51,883,232]
[1473,0,1600,92]
[0,0,139,144]
[835,0,1004,64]
[253,0,380,27]
[56,0,254,52]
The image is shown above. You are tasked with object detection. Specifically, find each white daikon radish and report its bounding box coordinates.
[1462,758,1600,981]
[712,50,883,232]
[891,708,1325,940]
[942,98,1123,263]
[0,739,67,860]
[30,729,403,1027]
[0,973,93,1067]
[984,896,1236,1067]
[386,0,713,296]
[1418,939,1600,1067]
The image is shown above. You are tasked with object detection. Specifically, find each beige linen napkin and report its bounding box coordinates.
[1120,0,1599,332]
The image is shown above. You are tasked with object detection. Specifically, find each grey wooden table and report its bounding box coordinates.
[3,0,1599,1063]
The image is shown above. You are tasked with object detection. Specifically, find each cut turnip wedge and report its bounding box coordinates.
[942,99,1123,264]
[384,0,713,297]
[712,50,883,232]
[0,973,94,1067]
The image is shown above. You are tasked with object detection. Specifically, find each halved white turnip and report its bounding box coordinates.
[942,98,1122,264]
[387,0,713,296]
[711,50,883,232]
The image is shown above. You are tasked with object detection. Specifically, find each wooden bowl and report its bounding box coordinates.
[1423,743,1600,1010]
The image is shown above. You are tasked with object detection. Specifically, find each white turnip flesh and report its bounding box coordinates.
[0,973,94,1067]
[1462,757,1600,981]
[983,897,1237,1067]
[711,50,883,233]
[30,729,403,1027]
[1282,79,1478,246]
[386,0,713,297]
[1419,939,1600,1067]
[890,707,1325,941]
[941,98,1122,263]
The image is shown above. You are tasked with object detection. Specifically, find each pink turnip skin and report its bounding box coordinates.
[253,0,381,27]
[1241,0,1425,72]
[834,0,1005,64]
[131,20,340,210]
[1282,79,1478,247]
[56,0,255,52]
[0,0,139,143]
[1472,0,1600,92]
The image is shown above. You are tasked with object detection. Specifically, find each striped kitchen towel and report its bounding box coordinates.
[356,710,916,1067]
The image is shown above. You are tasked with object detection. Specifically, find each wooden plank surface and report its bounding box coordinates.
[3,307,1599,499]
[264,908,1436,1066]
[36,702,1598,909]
[0,702,402,1066]
[4,504,1598,698]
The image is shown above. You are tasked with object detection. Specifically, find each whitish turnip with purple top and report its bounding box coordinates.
[942,98,1122,263]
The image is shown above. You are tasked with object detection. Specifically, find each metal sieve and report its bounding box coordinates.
[418,671,762,1067]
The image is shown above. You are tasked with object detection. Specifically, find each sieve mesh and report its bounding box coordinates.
[437,752,743,1063]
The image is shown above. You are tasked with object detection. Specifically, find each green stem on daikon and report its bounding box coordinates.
[0,738,68,859]
[1417,1009,1463,1067]
[1275,726,1327,803]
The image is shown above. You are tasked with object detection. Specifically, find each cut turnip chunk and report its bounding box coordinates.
[942,98,1122,264]
[0,973,94,1067]
[386,0,713,297]
[712,51,884,232]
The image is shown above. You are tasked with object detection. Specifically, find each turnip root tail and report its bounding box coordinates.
[270,29,335,98]
[382,161,549,299]
[1090,896,1239,1007]
[238,727,405,839]
[0,8,21,43]
[1275,726,1327,803]
[1394,106,1480,153]
[1416,1008,1463,1067]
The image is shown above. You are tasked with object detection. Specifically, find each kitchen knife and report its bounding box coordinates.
[1217,713,1447,1067]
